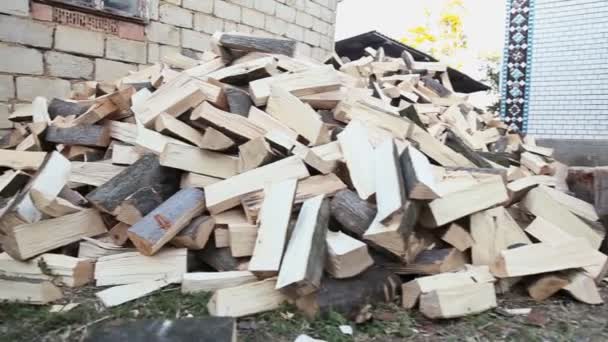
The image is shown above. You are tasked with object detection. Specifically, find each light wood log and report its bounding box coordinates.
[207,278,288,317]
[111,144,144,165]
[0,278,63,305]
[218,33,296,56]
[563,271,603,305]
[374,139,406,223]
[69,161,126,187]
[160,143,239,179]
[199,127,236,152]
[276,195,329,296]
[540,185,599,222]
[109,222,131,246]
[440,223,474,252]
[238,137,276,173]
[527,274,569,301]
[337,120,375,200]
[45,125,111,147]
[247,106,297,141]
[128,188,206,256]
[419,282,497,319]
[325,231,373,279]
[0,149,46,170]
[521,152,553,175]
[191,102,265,142]
[400,145,440,200]
[155,112,205,148]
[96,277,176,307]
[0,252,94,287]
[171,216,215,250]
[114,187,163,225]
[207,56,277,85]
[214,228,230,248]
[330,189,377,238]
[181,172,222,188]
[228,224,257,258]
[181,271,258,294]
[248,179,297,278]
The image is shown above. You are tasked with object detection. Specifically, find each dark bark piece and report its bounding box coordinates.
[109,222,131,246]
[421,77,452,97]
[567,167,595,204]
[478,151,514,167]
[445,130,492,168]
[196,238,241,271]
[219,33,296,56]
[225,86,252,116]
[115,187,164,225]
[84,318,236,342]
[0,171,30,197]
[45,125,111,148]
[0,129,26,149]
[127,188,206,256]
[295,267,401,320]
[330,189,377,239]
[48,98,90,119]
[399,106,428,131]
[384,248,468,275]
[86,155,180,214]
[594,168,608,217]
[171,215,215,250]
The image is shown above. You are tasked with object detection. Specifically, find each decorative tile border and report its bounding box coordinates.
[501,0,535,133]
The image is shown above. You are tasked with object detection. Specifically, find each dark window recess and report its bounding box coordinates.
[37,0,148,22]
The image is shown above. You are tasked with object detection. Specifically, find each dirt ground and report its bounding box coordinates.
[1,283,608,342]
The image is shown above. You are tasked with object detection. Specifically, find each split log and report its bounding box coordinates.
[204,156,310,214]
[85,318,237,342]
[114,187,163,225]
[72,100,118,125]
[214,228,230,248]
[440,223,474,252]
[225,86,253,115]
[295,267,401,320]
[276,195,329,296]
[217,32,296,56]
[2,209,107,260]
[69,161,126,187]
[248,106,298,141]
[181,172,222,188]
[155,112,205,148]
[241,174,346,224]
[373,139,406,223]
[266,85,331,146]
[420,175,509,228]
[207,57,277,85]
[386,248,467,275]
[197,238,241,271]
[78,238,135,260]
[109,222,131,246]
[30,189,83,217]
[207,278,288,317]
[171,216,215,250]
[0,149,46,170]
[191,102,265,142]
[228,224,258,258]
[238,137,276,173]
[96,278,177,308]
[330,189,377,238]
[248,179,297,278]
[0,278,63,305]
[111,144,144,165]
[419,282,497,319]
[399,145,440,200]
[521,152,552,175]
[86,155,180,215]
[265,131,337,174]
[337,120,375,200]
[47,98,89,118]
[521,186,603,249]
[540,185,599,222]
[527,274,569,302]
[325,231,373,279]
[182,271,257,294]
[94,248,187,286]
[135,126,191,155]
[160,143,239,179]
[0,170,30,197]
[563,271,603,305]
[491,239,603,278]
[0,252,94,287]
[45,125,111,147]
[363,201,419,261]
[127,188,206,256]
[199,127,236,152]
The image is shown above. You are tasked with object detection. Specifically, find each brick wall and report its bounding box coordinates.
[0,0,338,128]
[527,0,608,140]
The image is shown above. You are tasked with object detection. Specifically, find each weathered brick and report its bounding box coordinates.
[296,42,312,58]
[0,44,44,75]
[0,15,53,48]
[0,103,13,129]
[16,77,71,101]
[95,59,137,82]
[118,22,145,41]
[182,29,211,52]
[304,29,321,46]
[106,36,147,64]
[160,4,193,28]
[194,13,224,34]
[319,34,333,51]
[276,3,296,22]
[0,75,14,101]
[296,11,313,28]
[0,0,29,16]
[183,0,213,13]
[214,1,241,22]
[224,21,237,32]
[242,8,265,28]
[265,16,288,36]
[31,3,53,21]
[319,6,334,23]
[305,1,322,18]
[254,0,276,15]
[146,21,180,46]
[165,0,182,4]
[45,51,94,79]
[149,0,160,20]
[313,0,330,8]
[286,0,306,11]
[55,26,105,57]
[237,24,253,34]
[148,44,181,63]
[286,23,304,41]
[311,46,326,61]
[312,17,329,34]
[230,0,254,8]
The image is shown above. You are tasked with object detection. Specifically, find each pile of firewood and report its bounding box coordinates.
[0,32,605,323]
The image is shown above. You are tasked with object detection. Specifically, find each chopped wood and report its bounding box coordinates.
[363,201,419,261]
[95,248,187,286]
[387,248,467,275]
[0,252,94,287]
[337,120,375,200]
[199,127,236,152]
[238,137,276,173]
[248,106,298,141]
[155,112,206,148]
[214,228,230,248]
[182,271,258,293]
[325,230,373,279]
[266,85,331,146]
[228,224,258,258]
[373,139,406,223]
[78,237,135,260]
[197,239,241,272]
[135,126,191,155]
[0,278,63,305]
[217,32,296,56]
[114,187,163,225]
[400,145,440,200]
[527,274,569,301]
[248,179,297,277]
[440,223,474,252]
[191,102,265,142]
[522,143,554,157]
[2,209,107,260]
[0,149,46,170]
[330,189,377,238]
[204,157,310,214]
[540,185,599,222]
[45,125,111,147]
[491,239,603,278]
[0,170,30,197]
[96,277,177,307]
[127,188,206,256]
[241,174,346,224]
[521,152,553,175]
[181,172,222,188]
[207,56,277,85]
[69,161,126,187]
[72,100,118,125]
[30,188,83,217]
[171,216,215,250]
[109,222,131,246]
[160,143,239,179]
[419,282,497,319]
[207,278,288,317]
[563,271,603,305]
[276,195,329,296]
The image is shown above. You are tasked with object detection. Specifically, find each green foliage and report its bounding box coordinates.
[479,53,502,113]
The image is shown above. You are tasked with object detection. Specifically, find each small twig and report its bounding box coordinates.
[72,315,112,333]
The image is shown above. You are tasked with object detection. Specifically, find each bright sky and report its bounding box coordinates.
[335,0,506,77]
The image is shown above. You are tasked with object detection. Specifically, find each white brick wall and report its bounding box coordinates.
[527,0,608,140]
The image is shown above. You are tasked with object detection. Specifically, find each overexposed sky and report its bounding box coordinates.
[335,0,506,75]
